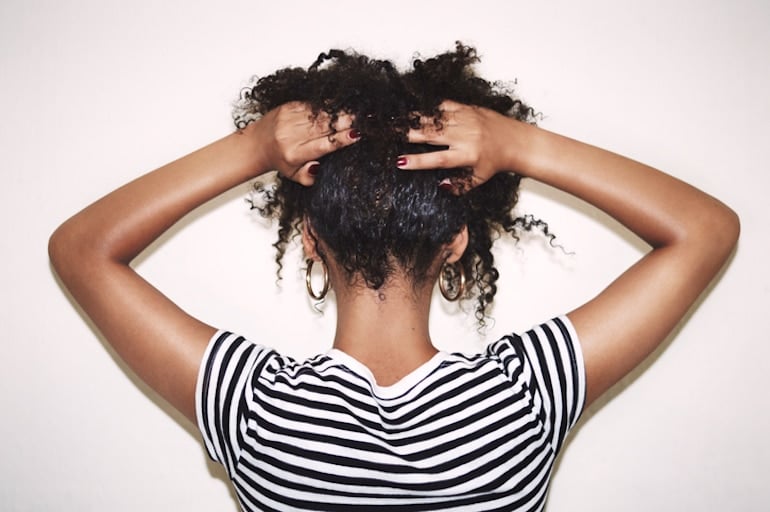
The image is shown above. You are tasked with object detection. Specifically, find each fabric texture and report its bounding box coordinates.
[196,316,585,512]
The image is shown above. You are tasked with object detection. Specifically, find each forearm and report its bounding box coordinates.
[47,103,355,421]
[506,123,739,403]
[46,128,267,420]
[404,101,739,405]
[50,124,267,269]
[507,122,738,252]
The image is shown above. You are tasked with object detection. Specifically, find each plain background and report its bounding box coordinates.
[2,0,768,510]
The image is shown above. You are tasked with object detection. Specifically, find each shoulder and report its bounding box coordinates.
[198,330,317,387]
[485,316,586,424]
[486,317,581,371]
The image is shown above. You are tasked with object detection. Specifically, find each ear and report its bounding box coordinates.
[445,225,469,264]
[301,220,321,261]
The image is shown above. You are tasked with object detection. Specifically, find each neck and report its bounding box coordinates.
[331,275,438,386]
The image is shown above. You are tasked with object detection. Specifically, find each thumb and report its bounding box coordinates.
[290,161,320,187]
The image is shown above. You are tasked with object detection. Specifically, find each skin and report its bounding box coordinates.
[401,100,740,405]
[301,223,469,387]
[49,100,739,425]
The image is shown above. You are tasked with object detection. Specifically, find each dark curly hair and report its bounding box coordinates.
[236,43,548,324]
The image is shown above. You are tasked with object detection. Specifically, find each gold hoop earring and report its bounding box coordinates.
[305,258,330,301]
[439,262,466,302]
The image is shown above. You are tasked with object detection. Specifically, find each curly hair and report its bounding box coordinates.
[236,42,548,324]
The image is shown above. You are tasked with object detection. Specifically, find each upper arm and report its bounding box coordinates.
[568,208,739,407]
[50,227,215,423]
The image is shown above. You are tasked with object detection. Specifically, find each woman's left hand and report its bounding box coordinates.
[397,100,525,189]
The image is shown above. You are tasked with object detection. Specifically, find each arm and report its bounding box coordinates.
[401,101,739,407]
[49,104,357,422]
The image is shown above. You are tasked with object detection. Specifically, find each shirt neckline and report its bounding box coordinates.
[326,348,449,399]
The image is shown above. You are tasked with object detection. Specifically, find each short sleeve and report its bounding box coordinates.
[195,330,272,477]
[488,316,586,453]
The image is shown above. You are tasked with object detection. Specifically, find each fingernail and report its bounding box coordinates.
[308,164,320,176]
[396,156,407,167]
[348,129,361,140]
[438,179,453,192]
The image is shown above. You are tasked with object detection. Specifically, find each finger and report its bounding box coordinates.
[417,114,444,133]
[396,149,458,171]
[331,112,355,132]
[289,161,319,187]
[298,127,361,163]
[437,176,480,196]
[311,111,355,136]
[437,177,461,196]
[406,127,448,145]
[438,99,463,112]
[406,128,429,144]
[438,110,459,127]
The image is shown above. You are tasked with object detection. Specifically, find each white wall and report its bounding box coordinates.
[2,0,768,509]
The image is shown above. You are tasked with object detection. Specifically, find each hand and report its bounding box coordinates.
[397,100,523,190]
[252,102,359,185]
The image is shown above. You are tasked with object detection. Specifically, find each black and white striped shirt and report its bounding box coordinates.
[196,316,585,511]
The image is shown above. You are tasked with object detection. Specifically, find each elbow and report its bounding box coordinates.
[716,201,740,252]
[695,199,740,263]
[727,204,741,241]
[48,221,75,278]
[669,198,740,266]
[48,217,95,281]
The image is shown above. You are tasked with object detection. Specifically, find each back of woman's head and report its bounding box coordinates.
[236,43,541,323]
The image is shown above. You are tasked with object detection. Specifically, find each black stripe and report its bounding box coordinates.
[199,331,229,462]
[540,322,570,452]
[210,333,244,472]
[554,316,584,424]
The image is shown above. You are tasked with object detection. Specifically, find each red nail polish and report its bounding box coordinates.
[396,156,407,167]
[308,164,320,176]
[439,181,454,192]
[349,129,361,140]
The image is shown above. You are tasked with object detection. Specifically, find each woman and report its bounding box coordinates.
[48,45,739,510]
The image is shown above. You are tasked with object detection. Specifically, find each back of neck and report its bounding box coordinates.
[331,279,437,386]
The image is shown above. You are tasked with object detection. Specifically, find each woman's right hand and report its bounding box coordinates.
[252,102,359,185]
[48,102,358,424]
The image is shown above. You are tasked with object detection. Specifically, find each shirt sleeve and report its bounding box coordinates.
[195,330,272,478]
[490,316,586,454]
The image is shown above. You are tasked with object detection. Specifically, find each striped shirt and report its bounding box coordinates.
[196,316,585,511]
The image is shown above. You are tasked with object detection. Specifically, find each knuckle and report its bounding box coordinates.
[283,147,301,164]
[327,134,341,148]
[434,153,449,168]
